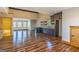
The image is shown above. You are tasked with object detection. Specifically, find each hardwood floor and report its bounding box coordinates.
[0,30,79,52]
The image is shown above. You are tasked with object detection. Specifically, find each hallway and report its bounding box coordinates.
[0,30,79,52]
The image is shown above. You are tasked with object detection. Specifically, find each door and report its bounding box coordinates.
[70,26,79,47]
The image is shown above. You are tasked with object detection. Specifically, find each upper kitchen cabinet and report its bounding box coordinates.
[0,7,9,16]
[51,12,62,20]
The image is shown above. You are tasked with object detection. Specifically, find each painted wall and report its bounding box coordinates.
[0,7,9,16]
[59,19,62,37]
[62,7,79,42]
[36,20,48,28]
[31,20,37,30]
[2,17,12,36]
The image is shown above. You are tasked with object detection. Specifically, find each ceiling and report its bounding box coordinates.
[15,7,70,15]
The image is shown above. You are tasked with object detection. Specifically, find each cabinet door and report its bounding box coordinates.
[2,17,12,36]
[70,26,79,47]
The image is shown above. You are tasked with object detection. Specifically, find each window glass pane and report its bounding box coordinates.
[17,21,22,28]
[13,20,29,29]
[23,21,28,28]
[13,22,17,28]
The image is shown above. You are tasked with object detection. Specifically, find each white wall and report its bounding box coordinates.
[62,8,79,42]
[59,19,62,37]
[36,20,42,27]
[31,20,37,30]
[36,20,48,28]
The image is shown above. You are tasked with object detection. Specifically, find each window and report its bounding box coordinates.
[23,21,28,28]
[13,22,17,28]
[13,20,28,29]
[17,21,22,28]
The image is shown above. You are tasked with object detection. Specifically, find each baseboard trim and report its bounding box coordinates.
[62,40,70,45]
[62,40,79,48]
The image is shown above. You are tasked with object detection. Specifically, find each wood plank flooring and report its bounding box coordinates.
[0,32,79,52]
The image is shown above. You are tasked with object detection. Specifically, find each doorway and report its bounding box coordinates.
[55,20,59,37]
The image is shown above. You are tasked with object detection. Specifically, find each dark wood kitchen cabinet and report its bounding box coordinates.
[51,12,62,20]
[51,12,62,37]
